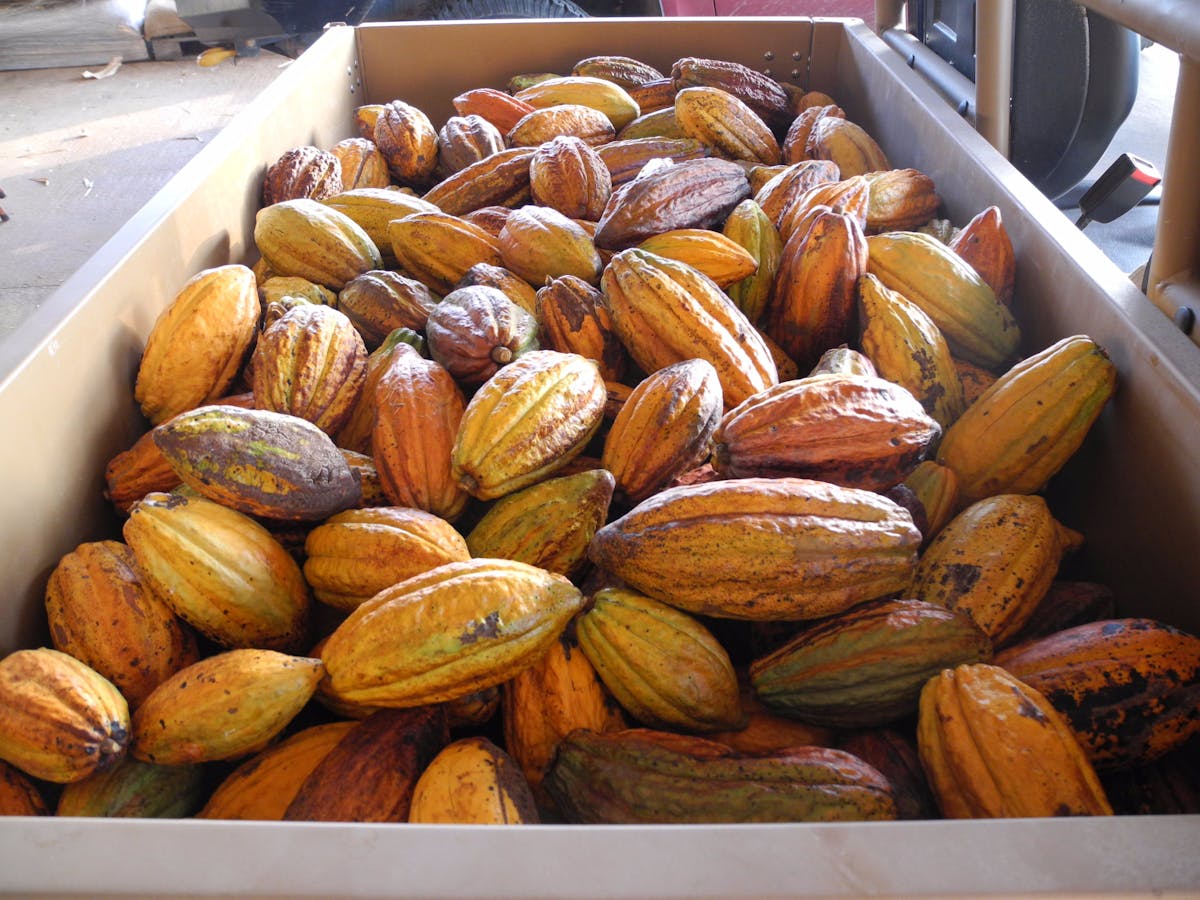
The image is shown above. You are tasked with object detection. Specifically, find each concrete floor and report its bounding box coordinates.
[0,50,287,346]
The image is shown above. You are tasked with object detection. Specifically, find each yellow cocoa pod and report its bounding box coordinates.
[336,327,428,453]
[588,477,921,621]
[806,116,890,176]
[123,492,312,652]
[466,469,615,577]
[131,649,323,765]
[408,736,540,824]
[865,168,940,233]
[601,247,778,409]
[250,303,368,436]
[674,85,781,165]
[508,104,616,148]
[320,187,440,265]
[499,205,603,287]
[44,540,199,709]
[198,720,357,820]
[0,759,48,815]
[572,54,665,88]
[636,228,758,289]
[917,663,1112,817]
[254,198,382,291]
[577,587,744,733]
[595,136,708,187]
[938,335,1116,505]
[304,506,471,612]
[387,210,503,296]
[451,350,607,501]
[502,634,626,804]
[320,558,586,708]
[866,230,1020,370]
[722,198,782,323]
[782,104,844,163]
[56,756,206,818]
[909,494,1084,646]
[134,264,259,425]
[0,648,130,784]
[516,75,641,131]
[259,275,337,308]
[103,427,182,515]
[858,271,966,429]
[777,175,869,245]
[601,358,723,504]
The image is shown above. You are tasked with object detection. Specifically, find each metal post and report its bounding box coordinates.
[974,0,1014,157]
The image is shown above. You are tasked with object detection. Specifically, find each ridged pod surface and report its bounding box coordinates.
[903,460,960,540]
[858,272,966,429]
[254,198,382,291]
[995,618,1200,770]
[601,248,777,409]
[0,648,130,784]
[674,85,781,165]
[806,117,890,176]
[577,587,744,732]
[508,104,616,148]
[502,633,626,804]
[937,334,1117,505]
[451,87,536,134]
[671,57,793,132]
[104,427,183,514]
[910,494,1084,646]
[865,168,940,233]
[131,649,323,766]
[198,720,357,820]
[950,205,1016,306]
[387,210,503,296]
[536,275,627,382]
[753,159,841,231]
[336,270,437,349]
[530,135,612,221]
[601,358,723,503]
[916,663,1112,817]
[134,264,259,426]
[408,736,540,824]
[866,230,1019,369]
[372,349,469,521]
[261,145,342,206]
[319,558,586,707]
[572,55,665,88]
[123,492,311,651]
[777,175,869,244]
[498,205,603,286]
[750,598,992,728]
[722,198,782,323]
[320,187,440,263]
[767,207,868,372]
[466,469,614,577]
[451,350,607,501]
[373,99,439,188]
[425,285,539,386]
[588,477,921,621]
[594,157,751,250]
[251,303,367,436]
[636,228,758,288]
[422,147,536,217]
[515,76,641,131]
[595,137,709,187]
[328,137,391,190]
[545,728,897,823]
[712,373,941,491]
[304,506,471,612]
[153,405,361,521]
[44,540,199,708]
[436,114,505,177]
[0,760,48,815]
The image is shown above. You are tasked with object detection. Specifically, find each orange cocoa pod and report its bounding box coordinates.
[950,205,1016,306]
[452,87,538,134]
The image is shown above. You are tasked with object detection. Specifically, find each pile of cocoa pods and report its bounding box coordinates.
[1,53,1197,825]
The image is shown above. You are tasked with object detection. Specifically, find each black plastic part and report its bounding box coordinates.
[1074,152,1162,228]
